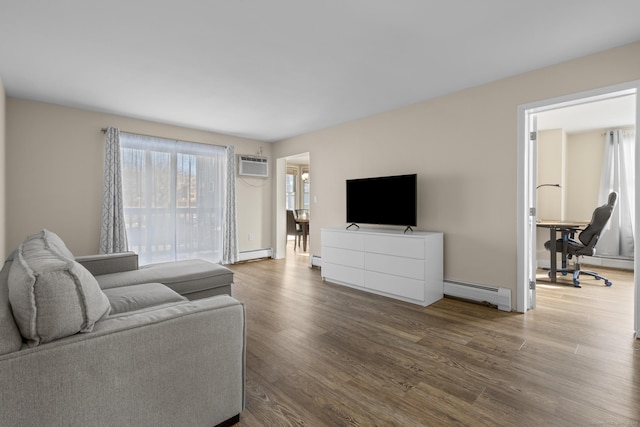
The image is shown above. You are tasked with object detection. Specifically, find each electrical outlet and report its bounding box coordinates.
[248,233,255,241]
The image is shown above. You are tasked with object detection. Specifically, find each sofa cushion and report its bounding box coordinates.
[103,283,187,315]
[0,260,22,355]
[95,259,234,297]
[8,230,111,346]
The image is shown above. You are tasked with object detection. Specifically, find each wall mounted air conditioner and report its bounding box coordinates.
[238,155,268,178]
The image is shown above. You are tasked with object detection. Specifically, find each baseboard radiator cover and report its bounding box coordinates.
[537,255,633,271]
[444,280,512,312]
[238,248,273,262]
[310,255,322,268]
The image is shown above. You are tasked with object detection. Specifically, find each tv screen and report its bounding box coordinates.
[346,174,417,227]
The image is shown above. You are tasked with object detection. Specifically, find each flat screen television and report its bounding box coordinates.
[346,174,417,228]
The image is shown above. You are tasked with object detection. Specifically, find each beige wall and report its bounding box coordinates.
[536,125,636,226]
[537,128,566,221]
[273,41,640,299]
[0,77,5,260]
[5,99,272,256]
[565,129,607,220]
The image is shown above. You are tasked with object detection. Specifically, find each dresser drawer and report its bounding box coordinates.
[321,230,365,251]
[365,271,425,301]
[323,247,364,269]
[365,253,425,281]
[322,262,365,287]
[364,235,425,259]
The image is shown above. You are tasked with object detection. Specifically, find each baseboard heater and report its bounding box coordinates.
[444,280,511,312]
[238,248,273,262]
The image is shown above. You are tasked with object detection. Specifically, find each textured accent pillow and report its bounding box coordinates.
[8,230,111,346]
[37,229,75,260]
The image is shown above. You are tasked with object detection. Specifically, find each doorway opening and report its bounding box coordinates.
[274,152,311,260]
[517,81,639,338]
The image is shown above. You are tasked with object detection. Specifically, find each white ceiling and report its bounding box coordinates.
[1,1,639,142]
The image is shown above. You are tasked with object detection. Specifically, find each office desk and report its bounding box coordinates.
[536,220,587,283]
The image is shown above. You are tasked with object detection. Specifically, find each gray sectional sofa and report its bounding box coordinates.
[0,230,245,427]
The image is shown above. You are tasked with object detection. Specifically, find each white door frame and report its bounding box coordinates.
[274,157,287,259]
[517,80,639,338]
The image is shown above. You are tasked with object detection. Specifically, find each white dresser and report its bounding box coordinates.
[320,227,443,306]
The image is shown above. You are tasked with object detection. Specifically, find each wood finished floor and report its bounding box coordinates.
[228,247,640,426]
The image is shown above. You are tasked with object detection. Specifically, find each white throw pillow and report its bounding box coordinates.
[8,230,111,346]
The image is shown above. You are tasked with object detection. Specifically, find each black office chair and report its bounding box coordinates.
[286,210,302,250]
[544,192,618,287]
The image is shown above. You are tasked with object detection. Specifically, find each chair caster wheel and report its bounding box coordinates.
[561,272,568,276]
[548,271,553,278]
[605,281,612,287]
[573,281,581,288]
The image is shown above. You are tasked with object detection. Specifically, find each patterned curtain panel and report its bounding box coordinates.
[120,133,230,265]
[223,145,239,264]
[99,127,129,254]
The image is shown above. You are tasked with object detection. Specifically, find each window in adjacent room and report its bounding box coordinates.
[301,166,310,210]
[286,167,297,211]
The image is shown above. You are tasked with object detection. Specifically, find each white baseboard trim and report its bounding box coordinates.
[444,280,512,312]
[238,248,273,262]
[313,257,512,311]
[537,255,633,271]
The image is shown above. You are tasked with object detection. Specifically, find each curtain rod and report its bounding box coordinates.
[101,127,228,149]
[601,127,636,136]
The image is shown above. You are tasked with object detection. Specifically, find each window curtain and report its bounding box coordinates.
[597,129,635,258]
[99,127,128,254]
[223,146,239,264]
[120,133,234,265]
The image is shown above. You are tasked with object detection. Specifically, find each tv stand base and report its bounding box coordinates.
[321,227,443,307]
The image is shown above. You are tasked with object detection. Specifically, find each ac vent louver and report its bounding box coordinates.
[238,155,268,178]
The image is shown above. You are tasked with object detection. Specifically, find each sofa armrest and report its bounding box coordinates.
[75,252,139,276]
[0,295,245,427]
